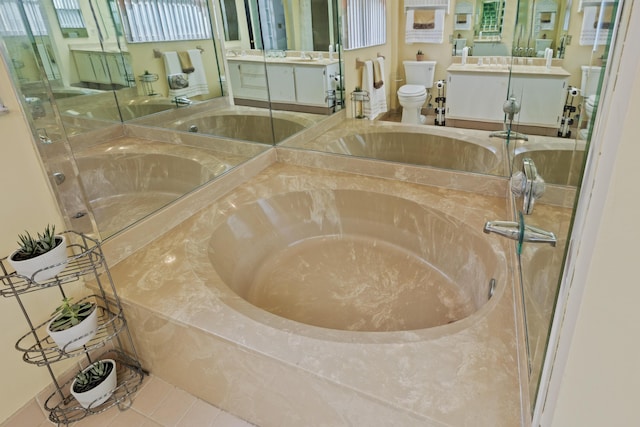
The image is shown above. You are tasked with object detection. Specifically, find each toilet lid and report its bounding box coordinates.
[398,85,426,97]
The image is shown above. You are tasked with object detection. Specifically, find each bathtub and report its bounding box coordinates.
[107,162,526,426]
[512,138,586,186]
[72,139,233,236]
[282,121,507,175]
[166,109,318,144]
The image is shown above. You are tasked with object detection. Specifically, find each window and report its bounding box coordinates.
[0,0,47,37]
[119,0,212,43]
[343,0,386,50]
[52,0,87,38]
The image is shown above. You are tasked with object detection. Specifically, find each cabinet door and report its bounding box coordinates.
[266,63,295,102]
[294,65,327,106]
[89,53,110,84]
[510,76,567,127]
[73,51,95,83]
[447,72,509,122]
[228,61,268,101]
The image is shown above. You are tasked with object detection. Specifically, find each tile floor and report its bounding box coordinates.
[1,375,256,427]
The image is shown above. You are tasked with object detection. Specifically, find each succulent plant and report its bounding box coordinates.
[73,360,114,393]
[13,225,60,261]
[49,297,95,332]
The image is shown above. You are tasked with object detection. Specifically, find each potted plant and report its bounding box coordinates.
[416,50,425,61]
[71,359,117,409]
[8,225,67,282]
[47,297,98,351]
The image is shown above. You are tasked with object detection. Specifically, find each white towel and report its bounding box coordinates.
[362,59,387,120]
[579,6,611,46]
[405,9,445,44]
[163,50,209,98]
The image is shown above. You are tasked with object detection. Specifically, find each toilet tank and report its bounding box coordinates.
[403,60,437,88]
[580,65,603,97]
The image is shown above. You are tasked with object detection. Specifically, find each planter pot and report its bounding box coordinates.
[416,54,425,61]
[8,235,68,282]
[47,303,99,351]
[71,359,117,409]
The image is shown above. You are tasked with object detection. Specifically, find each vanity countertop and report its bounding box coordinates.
[227,55,339,66]
[447,62,571,77]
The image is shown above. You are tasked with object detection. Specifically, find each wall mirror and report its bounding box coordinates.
[0,0,344,240]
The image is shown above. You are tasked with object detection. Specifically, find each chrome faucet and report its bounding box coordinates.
[483,220,557,247]
[511,158,545,214]
[490,97,529,141]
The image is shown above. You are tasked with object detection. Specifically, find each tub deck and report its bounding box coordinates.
[103,160,528,426]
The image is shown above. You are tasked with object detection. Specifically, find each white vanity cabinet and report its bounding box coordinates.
[266,63,296,102]
[446,63,570,128]
[228,60,269,101]
[227,57,339,113]
[72,50,134,87]
[294,62,340,107]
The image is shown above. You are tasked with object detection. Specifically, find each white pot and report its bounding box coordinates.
[47,304,99,351]
[71,359,117,409]
[8,235,68,282]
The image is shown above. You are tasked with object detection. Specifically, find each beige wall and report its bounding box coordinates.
[550,9,640,426]
[0,57,68,421]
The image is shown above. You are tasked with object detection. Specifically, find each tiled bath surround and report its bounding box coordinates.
[95,143,531,426]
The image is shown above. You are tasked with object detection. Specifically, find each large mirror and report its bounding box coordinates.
[0,0,344,239]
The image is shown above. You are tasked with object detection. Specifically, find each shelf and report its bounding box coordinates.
[1,230,145,425]
[0,231,104,297]
[15,295,126,366]
[44,349,145,425]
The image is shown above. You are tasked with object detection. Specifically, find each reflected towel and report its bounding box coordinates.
[178,51,195,74]
[164,50,209,98]
[373,59,383,89]
[405,9,445,43]
[413,10,435,29]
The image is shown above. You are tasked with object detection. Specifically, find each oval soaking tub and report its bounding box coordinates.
[169,111,310,144]
[208,189,499,332]
[109,163,523,425]
[74,140,231,235]
[283,123,507,175]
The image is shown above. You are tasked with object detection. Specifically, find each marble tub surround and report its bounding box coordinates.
[281,119,509,176]
[104,162,528,426]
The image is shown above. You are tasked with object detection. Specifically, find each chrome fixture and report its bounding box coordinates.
[488,278,496,299]
[489,97,529,141]
[52,172,65,185]
[483,220,557,247]
[173,96,192,107]
[511,158,545,215]
[188,125,198,132]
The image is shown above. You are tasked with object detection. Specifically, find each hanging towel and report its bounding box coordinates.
[373,59,383,89]
[405,9,445,43]
[375,56,388,115]
[177,51,195,73]
[362,59,388,120]
[413,10,436,29]
[163,50,209,98]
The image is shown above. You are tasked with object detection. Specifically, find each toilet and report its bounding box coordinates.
[398,60,436,125]
[579,65,603,139]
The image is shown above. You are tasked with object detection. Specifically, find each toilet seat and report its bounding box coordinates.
[398,84,426,97]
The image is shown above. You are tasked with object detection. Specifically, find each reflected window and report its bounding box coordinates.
[343,0,386,50]
[0,0,47,36]
[52,0,87,38]
[118,0,212,43]
[220,0,239,41]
